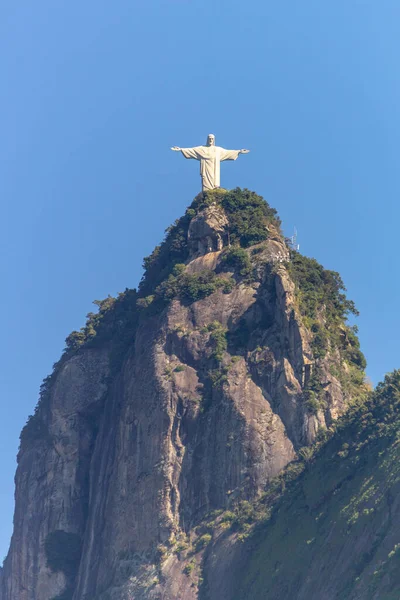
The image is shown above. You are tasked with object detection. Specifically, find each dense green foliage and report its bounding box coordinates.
[139,188,280,297]
[231,371,400,600]
[45,531,81,578]
[303,365,326,414]
[192,187,281,247]
[153,264,234,305]
[64,290,139,358]
[139,211,193,296]
[288,250,367,412]
[220,246,252,277]
[221,189,280,247]
[288,251,366,370]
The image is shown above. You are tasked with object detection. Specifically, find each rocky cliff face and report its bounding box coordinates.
[1,189,367,600]
[203,371,400,600]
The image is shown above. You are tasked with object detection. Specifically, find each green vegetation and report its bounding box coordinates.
[303,365,327,415]
[183,559,196,575]
[174,541,189,555]
[221,511,235,522]
[220,246,252,277]
[288,251,365,366]
[287,250,367,410]
[20,288,139,445]
[140,210,193,296]
[195,534,212,551]
[16,186,393,599]
[154,264,234,304]
[192,188,281,248]
[45,531,81,578]
[232,501,263,531]
[220,188,280,247]
[232,371,400,600]
[140,186,279,303]
[19,189,282,446]
[139,188,280,298]
[206,501,271,542]
[204,321,228,363]
[208,366,229,388]
[64,291,138,354]
[136,294,154,308]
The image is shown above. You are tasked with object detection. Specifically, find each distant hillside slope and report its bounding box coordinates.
[206,370,400,600]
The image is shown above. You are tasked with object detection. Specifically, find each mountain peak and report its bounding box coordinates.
[2,188,370,600]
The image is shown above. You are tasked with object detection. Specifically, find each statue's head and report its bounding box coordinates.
[206,134,215,147]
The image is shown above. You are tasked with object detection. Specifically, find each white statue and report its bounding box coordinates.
[171,134,250,191]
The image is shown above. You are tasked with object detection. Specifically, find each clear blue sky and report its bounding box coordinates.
[1,0,399,560]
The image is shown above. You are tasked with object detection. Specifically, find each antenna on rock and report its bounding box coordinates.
[285,227,300,252]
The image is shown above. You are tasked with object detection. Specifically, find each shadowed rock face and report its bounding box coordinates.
[202,372,400,600]
[188,203,228,257]
[1,196,355,600]
[1,350,110,600]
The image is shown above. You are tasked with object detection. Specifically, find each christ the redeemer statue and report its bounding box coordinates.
[171,134,250,191]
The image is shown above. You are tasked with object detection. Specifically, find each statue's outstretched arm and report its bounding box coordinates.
[172,147,202,160]
[220,148,250,162]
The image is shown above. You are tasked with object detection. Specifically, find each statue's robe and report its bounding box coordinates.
[180,145,240,191]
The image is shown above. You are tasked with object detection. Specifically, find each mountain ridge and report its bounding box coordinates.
[1,188,377,600]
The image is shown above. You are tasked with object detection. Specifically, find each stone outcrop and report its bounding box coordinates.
[1,191,361,600]
[188,203,228,257]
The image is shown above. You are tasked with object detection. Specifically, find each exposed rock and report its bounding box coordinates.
[185,251,221,274]
[1,349,109,600]
[1,190,366,600]
[202,372,400,600]
[188,203,228,258]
